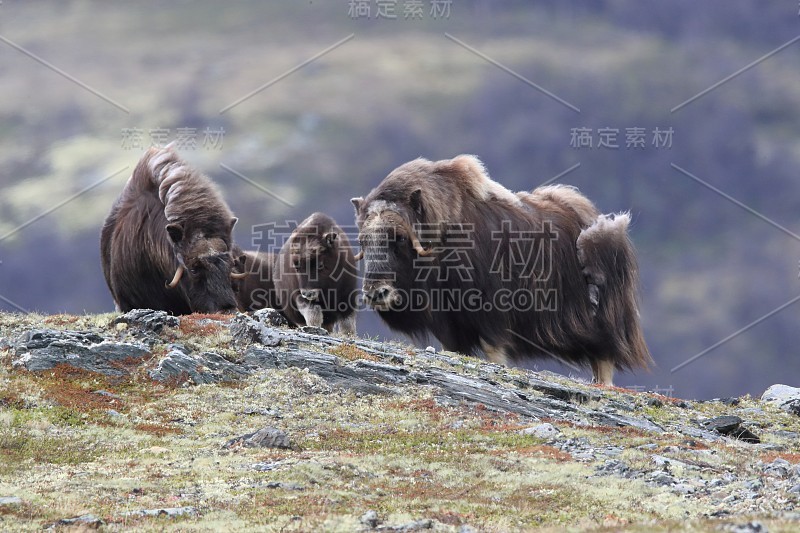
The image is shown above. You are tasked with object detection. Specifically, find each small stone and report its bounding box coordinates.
[251,461,282,472]
[672,483,695,494]
[390,518,434,531]
[719,397,741,406]
[265,482,304,491]
[519,423,560,440]
[299,326,327,336]
[725,521,768,533]
[253,308,288,328]
[361,510,380,528]
[224,426,291,449]
[48,514,105,528]
[93,390,121,400]
[744,479,763,491]
[788,484,800,494]
[425,346,436,353]
[763,458,791,478]
[113,308,179,333]
[702,415,760,443]
[0,496,23,506]
[122,506,197,518]
[646,397,663,407]
[651,455,692,470]
[648,472,675,486]
[230,314,282,346]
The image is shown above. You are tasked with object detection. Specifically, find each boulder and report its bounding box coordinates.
[762,384,800,415]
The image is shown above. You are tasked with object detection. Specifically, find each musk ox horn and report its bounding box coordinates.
[353,250,364,261]
[407,225,434,257]
[165,265,185,289]
[230,271,248,280]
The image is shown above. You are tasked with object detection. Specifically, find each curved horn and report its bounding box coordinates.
[230,271,248,280]
[165,265,185,289]
[407,225,434,257]
[353,250,364,261]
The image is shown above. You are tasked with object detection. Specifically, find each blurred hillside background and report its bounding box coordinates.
[1,1,799,399]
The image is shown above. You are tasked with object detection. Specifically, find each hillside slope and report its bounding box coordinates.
[1,310,799,531]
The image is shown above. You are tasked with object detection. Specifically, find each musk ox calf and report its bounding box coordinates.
[233,249,279,312]
[351,155,652,385]
[101,145,244,315]
[272,212,357,335]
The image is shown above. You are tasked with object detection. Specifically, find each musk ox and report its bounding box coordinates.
[233,249,279,312]
[272,212,357,335]
[101,145,244,315]
[351,155,651,385]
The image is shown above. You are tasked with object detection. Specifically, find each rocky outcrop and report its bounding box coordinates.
[7,310,793,446]
[2,310,800,530]
[11,329,149,375]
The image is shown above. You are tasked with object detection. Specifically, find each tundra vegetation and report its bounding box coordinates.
[1,310,799,531]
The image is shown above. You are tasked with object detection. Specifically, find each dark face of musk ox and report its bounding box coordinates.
[352,203,430,313]
[285,231,345,310]
[165,221,242,314]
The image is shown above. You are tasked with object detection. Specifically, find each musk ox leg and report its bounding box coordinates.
[480,338,509,366]
[335,314,357,337]
[590,359,615,386]
[297,300,324,329]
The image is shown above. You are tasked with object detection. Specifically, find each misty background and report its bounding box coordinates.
[1,1,799,399]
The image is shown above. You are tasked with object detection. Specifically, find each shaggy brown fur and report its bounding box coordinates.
[100,145,240,314]
[234,249,279,312]
[273,212,358,335]
[351,155,651,385]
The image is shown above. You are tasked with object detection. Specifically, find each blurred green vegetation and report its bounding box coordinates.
[1,1,800,398]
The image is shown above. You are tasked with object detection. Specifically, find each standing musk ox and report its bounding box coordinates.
[351,155,652,385]
[272,212,358,335]
[101,145,245,315]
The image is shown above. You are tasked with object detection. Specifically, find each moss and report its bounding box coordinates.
[2,311,800,530]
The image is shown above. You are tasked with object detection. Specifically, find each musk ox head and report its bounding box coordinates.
[281,216,351,308]
[164,217,245,314]
[351,161,446,312]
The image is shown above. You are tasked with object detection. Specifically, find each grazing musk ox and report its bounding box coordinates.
[272,212,357,334]
[351,155,651,385]
[101,145,245,315]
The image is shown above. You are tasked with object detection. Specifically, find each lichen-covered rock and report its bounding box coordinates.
[46,514,105,529]
[12,329,149,376]
[520,423,561,440]
[762,384,800,415]
[113,308,179,333]
[229,313,282,347]
[253,307,288,328]
[149,346,249,384]
[223,426,291,449]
